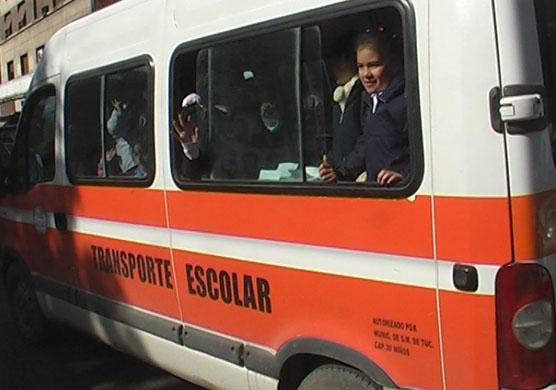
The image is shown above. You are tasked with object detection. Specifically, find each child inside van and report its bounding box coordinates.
[172,93,210,180]
[328,35,363,169]
[97,97,148,178]
[319,30,409,186]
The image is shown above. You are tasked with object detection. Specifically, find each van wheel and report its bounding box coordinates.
[6,263,48,343]
[298,364,380,390]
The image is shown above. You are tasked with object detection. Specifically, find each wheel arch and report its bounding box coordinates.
[249,337,398,389]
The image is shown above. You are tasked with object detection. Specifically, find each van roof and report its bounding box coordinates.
[29,0,358,91]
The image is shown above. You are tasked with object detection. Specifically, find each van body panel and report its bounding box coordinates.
[429,0,508,198]
[439,291,498,390]
[164,1,440,388]
[494,0,556,196]
[37,293,257,390]
[2,0,555,389]
[432,4,510,385]
[29,32,65,90]
[65,0,162,76]
[1,187,78,287]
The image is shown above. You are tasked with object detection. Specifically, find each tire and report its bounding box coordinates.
[6,262,48,344]
[298,364,381,390]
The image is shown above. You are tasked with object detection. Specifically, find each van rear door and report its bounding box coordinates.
[493,1,556,388]
[493,0,556,265]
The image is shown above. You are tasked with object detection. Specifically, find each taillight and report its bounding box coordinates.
[497,263,555,389]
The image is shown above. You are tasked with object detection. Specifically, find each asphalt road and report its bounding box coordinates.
[0,278,205,390]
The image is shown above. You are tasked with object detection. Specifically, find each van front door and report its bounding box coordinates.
[3,82,78,289]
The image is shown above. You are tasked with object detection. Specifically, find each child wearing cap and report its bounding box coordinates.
[98,98,148,178]
[173,93,202,161]
[172,93,210,180]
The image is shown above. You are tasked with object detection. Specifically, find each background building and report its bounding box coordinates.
[0,0,121,116]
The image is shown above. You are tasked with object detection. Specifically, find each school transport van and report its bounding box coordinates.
[1,0,555,389]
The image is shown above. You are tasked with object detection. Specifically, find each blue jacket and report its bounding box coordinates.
[336,75,408,182]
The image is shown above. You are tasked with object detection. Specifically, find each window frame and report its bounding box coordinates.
[5,84,56,193]
[169,0,423,198]
[20,53,29,75]
[6,60,14,80]
[64,55,155,187]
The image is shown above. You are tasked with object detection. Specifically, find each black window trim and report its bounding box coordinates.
[6,83,57,192]
[64,54,156,187]
[169,0,422,198]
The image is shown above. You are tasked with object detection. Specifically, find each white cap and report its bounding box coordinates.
[181,93,202,108]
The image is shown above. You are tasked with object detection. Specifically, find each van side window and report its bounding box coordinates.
[65,63,154,183]
[170,6,421,194]
[17,87,56,186]
[66,76,101,178]
[172,30,302,182]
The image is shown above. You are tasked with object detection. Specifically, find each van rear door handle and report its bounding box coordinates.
[495,84,548,134]
[54,212,67,231]
[499,94,544,122]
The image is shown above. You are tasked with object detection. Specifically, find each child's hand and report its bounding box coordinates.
[172,112,199,144]
[319,155,337,183]
[377,169,402,185]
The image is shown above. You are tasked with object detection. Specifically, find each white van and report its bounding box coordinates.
[1,0,556,389]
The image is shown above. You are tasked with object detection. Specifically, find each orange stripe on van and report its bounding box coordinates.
[511,195,540,261]
[10,184,554,264]
[66,186,167,227]
[2,185,167,227]
[435,196,512,265]
[168,192,516,263]
[166,191,435,258]
[511,190,556,261]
